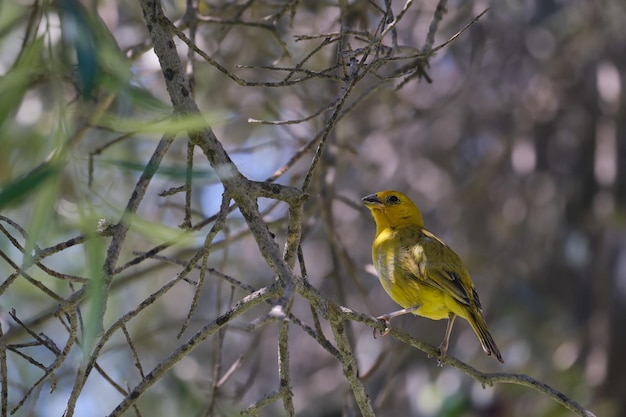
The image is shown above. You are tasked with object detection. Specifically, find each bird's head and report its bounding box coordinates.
[362,190,424,229]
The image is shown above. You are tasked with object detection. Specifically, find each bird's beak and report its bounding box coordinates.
[362,193,382,207]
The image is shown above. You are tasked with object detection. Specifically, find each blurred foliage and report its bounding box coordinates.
[0,0,625,416]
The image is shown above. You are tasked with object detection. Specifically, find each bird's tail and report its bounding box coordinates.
[468,308,504,363]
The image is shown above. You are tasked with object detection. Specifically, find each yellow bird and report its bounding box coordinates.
[362,190,503,364]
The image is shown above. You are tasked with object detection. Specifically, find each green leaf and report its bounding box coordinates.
[98,159,218,181]
[81,226,106,356]
[0,163,60,210]
[97,113,223,135]
[60,0,100,97]
[0,37,43,128]
[128,214,195,245]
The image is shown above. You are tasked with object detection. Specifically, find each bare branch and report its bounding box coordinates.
[108,284,281,417]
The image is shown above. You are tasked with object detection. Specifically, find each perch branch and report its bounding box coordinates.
[297,278,596,417]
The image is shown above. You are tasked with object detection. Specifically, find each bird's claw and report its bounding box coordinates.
[373,316,391,338]
[426,352,447,366]
[429,345,447,366]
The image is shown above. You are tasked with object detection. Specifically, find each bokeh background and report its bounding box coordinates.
[1,0,624,416]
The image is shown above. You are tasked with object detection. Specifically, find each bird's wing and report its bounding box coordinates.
[404,228,474,307]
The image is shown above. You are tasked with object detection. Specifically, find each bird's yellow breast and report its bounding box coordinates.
[372,227,466,321]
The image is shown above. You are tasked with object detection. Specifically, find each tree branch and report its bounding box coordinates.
[108,284,281,417]
[296,279,596,417]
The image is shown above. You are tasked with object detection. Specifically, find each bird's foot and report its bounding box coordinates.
[426,351,447,366]
[372,307,419,339]
[435,343,448,366]
[436,355,446,367]
[373,315,392,338]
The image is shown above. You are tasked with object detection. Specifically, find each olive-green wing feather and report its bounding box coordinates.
[404,228,476,307]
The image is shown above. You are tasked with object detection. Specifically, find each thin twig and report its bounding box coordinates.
[431,7,490,54]
[0,324,7,417]
[63,238,199,417]
[423,0,448,53]
[329,318,376,417]
[278,321,295,416]
[177,191,231,338]
[378,0,414,41]
[108,284,282,417]
[241,390,282,416]
[248,100,335,125]
[122,325,145,378]
[94,362,128,396]
[0,252,64,302]
[300,71,361,193]
[181,141,195,229]
[10,311,77,415]
[216,355,245,388]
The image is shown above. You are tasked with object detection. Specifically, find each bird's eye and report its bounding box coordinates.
[386,195,400,204]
